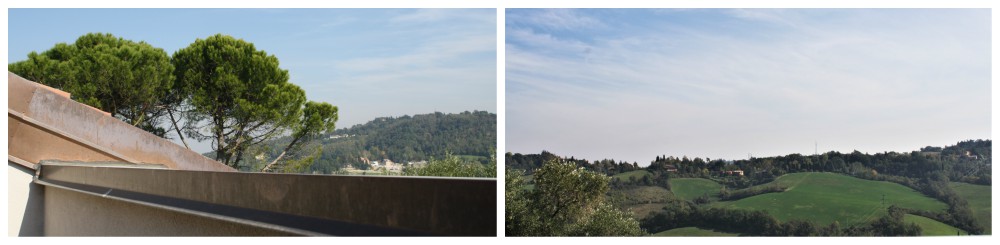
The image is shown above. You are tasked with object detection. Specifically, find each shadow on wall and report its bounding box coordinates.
[9,162,43,236]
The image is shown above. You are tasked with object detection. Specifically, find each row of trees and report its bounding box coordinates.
[506,151,641,176]
[718,184,786,201]
[10,33,338,172]
[640,199,922,236]
[642,140,990,187]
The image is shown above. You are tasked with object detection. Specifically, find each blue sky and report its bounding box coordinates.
[8,8,497,153]
[506,9,991,164]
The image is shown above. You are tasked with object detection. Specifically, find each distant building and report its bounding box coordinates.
[722,170,744,176]
[963,151,979,160]
[328,134,355,139]
[382,159,403,171]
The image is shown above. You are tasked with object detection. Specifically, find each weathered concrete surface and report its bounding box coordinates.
[9,112,127,164]
[37,162,497,236]
[7,72,234,172]
[43,187,292,236]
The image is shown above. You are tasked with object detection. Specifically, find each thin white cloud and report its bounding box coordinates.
[335,31,494,74]
[390,8,495,24]
[507,9,605,31]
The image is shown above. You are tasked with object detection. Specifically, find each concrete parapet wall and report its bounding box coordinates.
[44,187,291,236]
[36,163,496,236]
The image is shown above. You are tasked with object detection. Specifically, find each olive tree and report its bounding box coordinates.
[506,160,644,236]
[172,34,337,170]
[9,33,176,136]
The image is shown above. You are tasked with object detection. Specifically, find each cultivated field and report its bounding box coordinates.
[669,178,722,201]
[712,172,948,226]
[949,182,991,234]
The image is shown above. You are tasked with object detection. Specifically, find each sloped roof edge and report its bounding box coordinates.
[7,72,236,172]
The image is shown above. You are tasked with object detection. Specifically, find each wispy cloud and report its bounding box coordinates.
[507,9,605,31]
[391,8,495,24]
[337,33,494,73]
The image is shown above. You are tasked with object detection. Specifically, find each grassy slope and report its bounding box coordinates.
[712,172,948,226]
[904,214,967,236]
[618,185,674,218]
[949,182,991,234]
[612,170,652,182]
[670,178,722,201]
[621,186,674,204]
[627,203,667,219]
[652,227,739,237]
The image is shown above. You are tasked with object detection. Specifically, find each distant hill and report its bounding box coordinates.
[509,140,991,235]
[256,110,495,174]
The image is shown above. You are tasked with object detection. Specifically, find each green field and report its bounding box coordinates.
[652,227,739,237]
[670,178,722,201]
[712,172,948,226]
[905,214,966,236]
[613,170,652,182]
[949,182,991,234]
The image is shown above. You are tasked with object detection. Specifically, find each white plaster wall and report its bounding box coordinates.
[7,162,36,236]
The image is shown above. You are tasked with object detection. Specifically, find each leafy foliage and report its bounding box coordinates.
[9,33,176,136]
[402,152,496,178]
[261,101,339,172]
[506,160,644,236]
[568,202,644,236]
[718,184,786,201]
[171,34,337,169]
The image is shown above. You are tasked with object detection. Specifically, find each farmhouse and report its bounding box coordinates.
[722,170,745,176]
